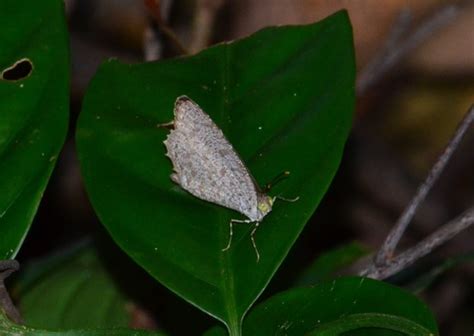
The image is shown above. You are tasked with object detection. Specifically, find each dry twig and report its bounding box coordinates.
[363,207,474,279]
[144,0,173,61]
[144,25,162,61]
[144,0,188,55]
[356,3,462,96]
[361,105,474,279]
[374,105,474,266]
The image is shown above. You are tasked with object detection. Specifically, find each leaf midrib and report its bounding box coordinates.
[218,42,242,335]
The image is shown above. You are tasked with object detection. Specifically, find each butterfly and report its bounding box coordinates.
[160,96,297,261]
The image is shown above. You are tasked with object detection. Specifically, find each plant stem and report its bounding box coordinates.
[228,319,242,336]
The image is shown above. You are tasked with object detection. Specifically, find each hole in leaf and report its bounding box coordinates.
[1,58,33,81]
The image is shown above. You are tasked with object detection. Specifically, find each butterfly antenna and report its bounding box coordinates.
[263,171,291,193]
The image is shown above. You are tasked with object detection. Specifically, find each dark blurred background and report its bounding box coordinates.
[15,0,474,334]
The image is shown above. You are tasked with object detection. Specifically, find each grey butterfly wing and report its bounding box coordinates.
[164,96,259,221]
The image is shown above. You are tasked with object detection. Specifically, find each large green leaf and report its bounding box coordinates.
[243,277,438,335]
[77,11,354,334]
[0,0,69,258]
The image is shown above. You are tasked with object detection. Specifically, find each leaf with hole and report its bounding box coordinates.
[0,0,69,259]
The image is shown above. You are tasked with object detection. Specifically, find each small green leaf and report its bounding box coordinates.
[15,243,130,330]
[77,10,354,334]
[243,277,438,335]
[0,310,166,336]
[402,252,474,293]
[0,0,69,258]
[295,242,370,286]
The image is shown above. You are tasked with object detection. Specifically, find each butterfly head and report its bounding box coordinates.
[256,194,274,221]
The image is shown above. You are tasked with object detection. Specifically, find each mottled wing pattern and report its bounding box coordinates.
[164,96,259,221]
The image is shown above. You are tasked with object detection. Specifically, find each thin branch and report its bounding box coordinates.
[363,207,474,279]
[356,3,462,96]
[190,0,226,54]
[0,260,22,324]
[374,104,474,266]
[144,0,188,55]
[356,9,412,95]
[144,0,173,61]
[144,25,162,61]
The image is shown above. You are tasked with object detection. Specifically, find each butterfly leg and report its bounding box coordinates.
[221,220,234,252]
[251,222,261,263]
[276,195,300,202]
[222,218,251,253]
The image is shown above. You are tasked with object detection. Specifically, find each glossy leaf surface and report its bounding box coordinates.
[243,277,438,335]
[77,11,355,334]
